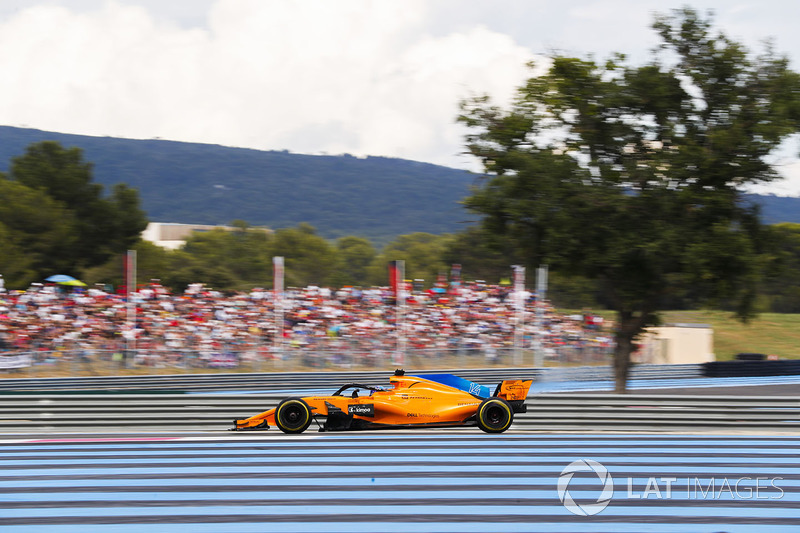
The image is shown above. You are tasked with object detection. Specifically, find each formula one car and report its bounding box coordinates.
[231,370,532,434]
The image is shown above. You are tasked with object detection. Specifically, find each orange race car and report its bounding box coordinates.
[231,369,532,434]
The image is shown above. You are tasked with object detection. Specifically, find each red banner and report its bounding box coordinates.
[388,260,400,298]
[273,256,284,299]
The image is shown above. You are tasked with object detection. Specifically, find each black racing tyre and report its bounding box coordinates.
[476,397,513,433]
[275,398,313,434]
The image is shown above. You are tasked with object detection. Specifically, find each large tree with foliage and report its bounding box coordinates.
[459,7,800,391]
[0,176,79,286]
[8,141,148,275]
[335,236,377,286]
[441,227,521,283]
[367,232,452,286]
[180,221,271,290]
[267,223,341,287]
[761,223,800,312]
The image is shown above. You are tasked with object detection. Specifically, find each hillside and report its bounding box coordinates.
[1,126,799,243]
[751,194,800,225]
[0,126,477,243]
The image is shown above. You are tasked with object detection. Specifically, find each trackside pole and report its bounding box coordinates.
[390,260,406,366]
[512,265,525,366]
[126,249,137,366]
[273,256,284,363]
[534,264,548,368]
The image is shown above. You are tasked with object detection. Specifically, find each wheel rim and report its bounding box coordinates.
[280,403,307,429]
[482,402,510,429]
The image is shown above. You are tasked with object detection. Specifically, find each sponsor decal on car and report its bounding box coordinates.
[348,404,375,417]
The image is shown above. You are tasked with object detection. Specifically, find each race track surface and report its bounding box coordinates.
[0,431,797,532]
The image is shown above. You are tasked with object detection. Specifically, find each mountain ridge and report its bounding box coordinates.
[0,126,798,243]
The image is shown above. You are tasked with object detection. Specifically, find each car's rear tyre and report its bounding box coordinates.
[476,397,513,433]
[275,398,312,434]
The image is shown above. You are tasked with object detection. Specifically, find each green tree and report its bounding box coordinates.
[368,233,452,286]
[0,222,34,287]
[444,228,604,306]
[441,227,521,284]
[761,223,800,312]
[162,257,239,293]
[83,239,178,292]
[181,224,271,289]
[0,175,78,286]
[268,224,340,287]
[9,141,148,271]
[459,7,800,392]
[335,236,377,286]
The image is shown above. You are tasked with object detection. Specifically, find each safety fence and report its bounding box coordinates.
[0,365,706,393]
[0,343,614,377]
[1,392,798,433]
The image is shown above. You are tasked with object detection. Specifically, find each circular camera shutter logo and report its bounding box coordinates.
[557,459,614,516]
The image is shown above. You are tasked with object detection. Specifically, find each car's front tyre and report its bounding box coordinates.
[275,398,313,434]
[476,397,513,433]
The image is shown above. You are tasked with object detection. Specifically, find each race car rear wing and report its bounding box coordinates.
[492,379,532,414]
[494,379,533,402]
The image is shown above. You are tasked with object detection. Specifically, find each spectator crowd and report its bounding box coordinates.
[0,280,614,371]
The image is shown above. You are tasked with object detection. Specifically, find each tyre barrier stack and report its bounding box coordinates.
[702,359,800,378]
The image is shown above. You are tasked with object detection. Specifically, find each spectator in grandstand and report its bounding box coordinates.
[0,279,613,371]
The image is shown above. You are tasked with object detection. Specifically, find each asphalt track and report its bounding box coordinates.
[0,431,798,532]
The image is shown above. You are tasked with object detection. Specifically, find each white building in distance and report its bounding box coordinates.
[142,222,271,250]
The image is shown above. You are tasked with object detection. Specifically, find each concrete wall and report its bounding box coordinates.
[142,222,271,250]
[635,323,715,364]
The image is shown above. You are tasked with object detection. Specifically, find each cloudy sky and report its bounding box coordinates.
[1,0,800,196]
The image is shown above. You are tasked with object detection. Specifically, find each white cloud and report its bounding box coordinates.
[749,142,800,197]
[770,163,800,197]
[1,0,799,196]
[0,0,533,169]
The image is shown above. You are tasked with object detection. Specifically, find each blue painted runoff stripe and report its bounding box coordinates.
[1,487,796,503]
[4,445,798,458]
[3,504,800,519]
[4,436,799,452]
[1,433,796,533]
[3,476,799,490]
[5,463,797,477]
[2,453,795,467]
[1,524,799,533]
[529,374,800,393]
